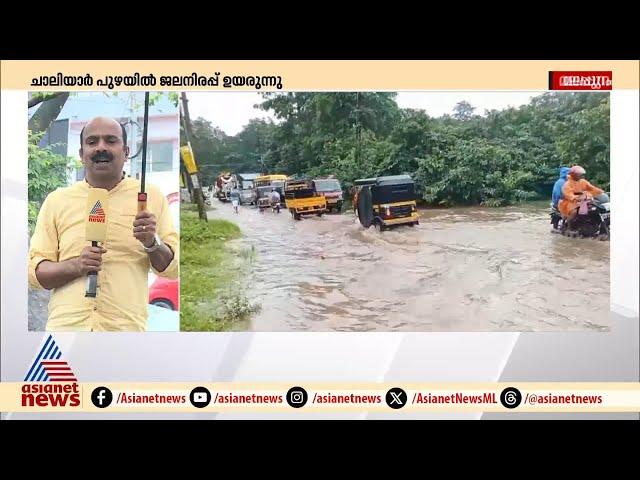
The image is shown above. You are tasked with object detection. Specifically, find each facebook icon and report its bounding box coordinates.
[91,386,113,408]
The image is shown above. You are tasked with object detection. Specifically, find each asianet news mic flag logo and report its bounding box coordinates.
[22,335,81,407]
[88,200,106,223]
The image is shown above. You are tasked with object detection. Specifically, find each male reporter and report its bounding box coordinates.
[28,117,179,331]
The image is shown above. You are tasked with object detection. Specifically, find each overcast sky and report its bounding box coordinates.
[186,91,542,137]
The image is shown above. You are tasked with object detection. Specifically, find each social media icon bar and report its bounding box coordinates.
[286,386,308,408]
[500,387,522,409]
[385,387,407,409]
[91,386,113,408]
[189,386,212,408]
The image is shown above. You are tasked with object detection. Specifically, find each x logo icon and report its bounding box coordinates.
[386,387,407,409]
[390,392,404,404]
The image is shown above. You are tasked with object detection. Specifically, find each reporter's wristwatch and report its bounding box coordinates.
[143,234,163,253]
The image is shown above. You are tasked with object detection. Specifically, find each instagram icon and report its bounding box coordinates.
[286,387,308,408]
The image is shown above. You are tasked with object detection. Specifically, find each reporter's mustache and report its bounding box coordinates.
[91,152,114,162]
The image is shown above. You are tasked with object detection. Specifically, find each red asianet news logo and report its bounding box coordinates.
[22,383,81,407]
[22,335,81,407]
[549,71,612,90]
[88,200,106,223]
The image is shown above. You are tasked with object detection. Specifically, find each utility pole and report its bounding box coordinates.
[355,92,361,166]
[180,92,207,221]
[260,153,266,173]
[129,93,138,179]
[256,128,265,174]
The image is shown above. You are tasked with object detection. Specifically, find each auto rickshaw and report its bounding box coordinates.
[284,179,327,220]
[354,175,419,231]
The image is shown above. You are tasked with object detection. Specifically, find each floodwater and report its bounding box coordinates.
[206,201,610,332]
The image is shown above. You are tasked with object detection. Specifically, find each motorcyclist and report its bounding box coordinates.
[559,165,604,232]
[269,188,281,211]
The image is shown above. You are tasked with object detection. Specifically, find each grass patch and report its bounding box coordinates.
[181,203,200,212]
[180,205,259,331]
[182,202,217,215]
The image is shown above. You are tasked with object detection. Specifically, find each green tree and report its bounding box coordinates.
[28,131,79,235]
[186,117,232,185]
[204,91,609,207]
[453,100,476,121]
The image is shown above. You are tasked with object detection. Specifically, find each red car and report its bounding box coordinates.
[148,192,180,310]
[149,276,179,311]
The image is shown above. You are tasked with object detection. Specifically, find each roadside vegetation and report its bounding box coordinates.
[180,206,259,331]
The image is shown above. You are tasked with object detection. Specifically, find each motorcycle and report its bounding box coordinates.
[271,201,281,213]
[549,203,564,232]
[562,192,610,240]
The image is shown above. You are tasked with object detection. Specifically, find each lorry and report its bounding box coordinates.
[255,174,288,210]
[214,172,237,202]
[313,176,344,212]
[236,173,260,205]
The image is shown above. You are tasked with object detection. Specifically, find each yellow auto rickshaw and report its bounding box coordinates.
[354,175,419,231]
[284,179,327,220]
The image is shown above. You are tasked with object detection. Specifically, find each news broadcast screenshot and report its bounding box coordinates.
[1,60,638,420]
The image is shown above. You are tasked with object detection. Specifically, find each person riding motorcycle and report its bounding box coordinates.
[269,188,281,212]
[558,165,604,233]
[551,166,570,229]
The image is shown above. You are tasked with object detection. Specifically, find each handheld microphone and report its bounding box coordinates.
[84,188,109,298]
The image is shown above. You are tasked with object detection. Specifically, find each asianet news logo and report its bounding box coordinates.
[548,71,612,90]
[22,335,81,408]
[88,200,106,223]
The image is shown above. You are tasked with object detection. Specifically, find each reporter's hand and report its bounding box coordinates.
[76,245,106,275]
[133,210,157,247]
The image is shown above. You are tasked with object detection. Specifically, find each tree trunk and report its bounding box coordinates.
[28,92,70,133]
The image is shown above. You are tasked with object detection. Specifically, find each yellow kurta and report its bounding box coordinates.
[28,177,179,331]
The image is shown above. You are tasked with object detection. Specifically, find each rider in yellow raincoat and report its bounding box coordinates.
[559,165,604,230]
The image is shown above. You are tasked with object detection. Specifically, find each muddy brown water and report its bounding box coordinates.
[206,201,609,332]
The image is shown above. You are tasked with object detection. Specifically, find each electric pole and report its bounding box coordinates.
[355,92,361,166]
[180,92,207,221]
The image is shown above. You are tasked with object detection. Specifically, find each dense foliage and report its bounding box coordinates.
[188,92,609,206]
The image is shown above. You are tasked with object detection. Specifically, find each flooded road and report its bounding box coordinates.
[208,202,610,332]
